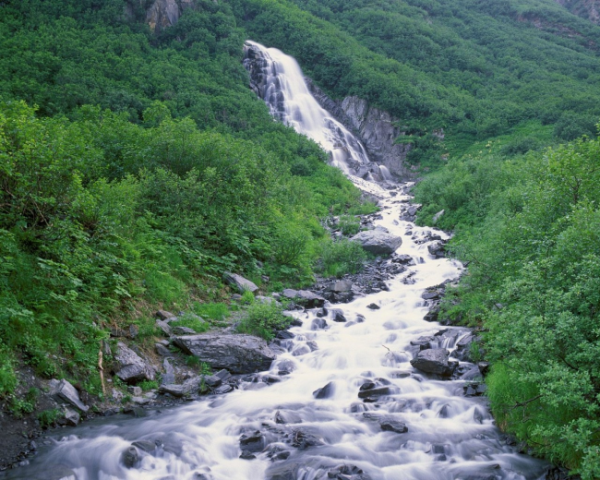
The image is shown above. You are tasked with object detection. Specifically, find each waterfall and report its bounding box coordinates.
[243,41,390,193]
[4,41,551,480]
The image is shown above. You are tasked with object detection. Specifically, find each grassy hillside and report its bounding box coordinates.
[1,0,600,475]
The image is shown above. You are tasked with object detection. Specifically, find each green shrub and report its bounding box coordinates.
[315,238,367,278]
[192,302,230,322]
[236,301,291,340]
[338,215,361,236]
[37,408,61,429]
[170,313,210,333]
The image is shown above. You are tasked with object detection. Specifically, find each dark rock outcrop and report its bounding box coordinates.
[173,334,276,374]
[410,349,457,376]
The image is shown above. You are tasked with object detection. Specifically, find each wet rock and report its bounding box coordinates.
[239,451,256,460]
[158,382,197,398]
[282,289,298,299]
[358,386,392,399]
[224,272,258,293]
[204,374,222,388]
[311,318,328,330]
[332,280,353,292]
[265,462,300,480]
[132,440,158,454]
[191,473,213,480]
[289,429,324,449]
[239,430,265,453]
[49,379,89,412]
[330,309,347,323]
[114,342,154,384]
[463,383,487,397]
[545,466,580,480]
[350,230,402,255]
[392,254,414,265]
[473,408,484,424]
[292,344,311,356]
[214,384,234,394]
[276,330,295,340]
[174,334,276,374]
[367,303,380,310]
[62,407,80,426]
[266,445,290,461]
[478,362,490,375]
[328,464,373,480]
[427,241,445,257]
[313,381,335,399]
[379,418,408,433]
[295,290,326,308]
[121,446,141,468]
[410,336,436,350]
[410,349,457,376]
[306,340,319,352]
[455,335,477,361]
[275,410,302,424]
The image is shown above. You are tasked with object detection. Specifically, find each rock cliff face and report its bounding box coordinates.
[125,0,196,33]
[555,0,600,24]
[307,80,414,180]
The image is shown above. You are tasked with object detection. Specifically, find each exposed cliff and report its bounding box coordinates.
[125,0,196,32]
[555,0,600,24]
[307,80,414,181]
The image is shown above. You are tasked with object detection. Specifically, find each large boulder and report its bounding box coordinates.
[114,342,154,384]
[223,272,258,293]
[49,379,89,412]
[173,334,276,374]
[350,231,402,255]
[410,348,457,376]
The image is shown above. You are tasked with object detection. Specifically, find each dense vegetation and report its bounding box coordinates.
[0,0,371,399]
[415,134,600,477]
[2,0,600,475]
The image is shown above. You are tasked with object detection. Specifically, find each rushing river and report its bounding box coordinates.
[4,42,550,480]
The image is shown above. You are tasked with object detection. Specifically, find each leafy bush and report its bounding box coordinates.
[236,301,291,340]
[315,239,367,278]
[338,215,361,236]
[170,313,210,333]
[193,302,230,322]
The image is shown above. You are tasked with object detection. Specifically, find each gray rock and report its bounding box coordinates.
[114,342,154,384]
[313,381,335,399]
[49,379,89,412]
[128,386,143,396]
[380,418,408,434]
[156,310,176,321]
[275,410,302,424]
[410,349,457,376]
[295,290,325,308]
[224,272,258,293]
[155,343,172,357]
[265,462,300,480]
[428,241,445,257]
[121,446,140,468]
[351,230,403,255]
[311,318,328,330]
[332,280,353,292]
[161,358,176,385]
[38,466,77,480]
[331,309,347,323]
[171,326,196,335]
[173,334,276,374]
[282,288,298,299]
[62,407,80,426]
[156,320,171,336]
[158,377,200,397]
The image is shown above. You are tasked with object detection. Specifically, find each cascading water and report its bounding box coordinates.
[243,41,390,192]
[3,42,551,480]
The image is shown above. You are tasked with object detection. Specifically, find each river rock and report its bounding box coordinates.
[121,446,141,468]
[39,466,78,480]
[311,318,328,330]
[282,288,298,299]
[275,410,303,424]
[265,462,300,480]
[156,310,176,321]
[114,342,154,384]
[331,309,347,322]
[173,334,276,374]
[155,320,172,336]
[380,418,408,433]
[350,230,402,255]
[49,379,89,412]
[224,272,258,293]
[327,464,372,480]
[239,430,265,453]
[313,381,335,399]
[295,290,325,308]
[428,241,445,258]
[410,349,457,376]
[62,407,80,426]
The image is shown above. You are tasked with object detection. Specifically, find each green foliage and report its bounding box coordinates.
[37,408,61,429]
[192,302,230,322]
[416,131,600,476]
[236,300,292,340]
[240,290,255,305]
[138,379,159,392]
[338,215,361,236]
[0,349,17,397]
[170,313,210,333]
[9,388,38,418]
[315,239,368,278]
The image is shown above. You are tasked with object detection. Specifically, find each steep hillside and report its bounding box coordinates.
[556,0,600,24]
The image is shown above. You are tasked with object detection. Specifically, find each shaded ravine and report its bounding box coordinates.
[3,43,550,480]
